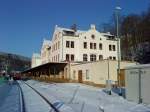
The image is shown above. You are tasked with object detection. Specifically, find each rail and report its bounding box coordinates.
[17,82,26,112]
[23,81,60,112]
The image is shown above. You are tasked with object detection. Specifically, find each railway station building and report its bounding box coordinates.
[28,24,135,86]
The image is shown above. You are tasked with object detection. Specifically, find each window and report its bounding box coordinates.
[55,43,57,50]
[66,54,69,61]
[71,41,74,48]
[113,57,116,60]
[99,43,102,50]
[109,45,112,51]
[91,34,95,39]
[99,55,103,60]
[90,43,93,49]
[100,38,102,40]
[90,54,96,61]
[109,56,112,60]
[94,43,96,49]
[58,54,59,61]
[52,46,53,52]
[84,36,86,39]
[56,55,57,62]
[54,56,55,61]
[71,54,74,61]
[86,70,89,79]
[58,41,60,49]
[83,54,88,61]
[66,41,70,48]
[83,42,87,49]
[55,34,57,40]
[113,45,116,51]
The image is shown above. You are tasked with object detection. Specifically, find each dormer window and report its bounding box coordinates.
[91,34,95,39]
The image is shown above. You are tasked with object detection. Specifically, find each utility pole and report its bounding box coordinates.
[107,58,110,80]
[107,58,111,95]
[115,6,122,95]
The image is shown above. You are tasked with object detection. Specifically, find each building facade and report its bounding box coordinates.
[66,60,135,85]
[40,39,51,64]
[31,53,41,68]
[45,24,118,63]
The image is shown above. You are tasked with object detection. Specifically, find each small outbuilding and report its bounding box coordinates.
[66,60,135,86]
[125,64,150,104]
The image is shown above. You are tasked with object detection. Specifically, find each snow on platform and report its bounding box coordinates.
[18,81,52,112]
[26,80,150,112]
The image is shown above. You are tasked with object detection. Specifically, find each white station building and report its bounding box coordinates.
[30,24,136,86]
[40,24,119,64]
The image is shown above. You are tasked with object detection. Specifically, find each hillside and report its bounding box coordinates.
[0,52,31,73]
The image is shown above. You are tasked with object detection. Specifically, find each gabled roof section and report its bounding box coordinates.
[101,32,116,40]
[52,25,115,40]
[41,39,51,50]
[101,32,114,37]
[43,39,51,45]
[55,25,86,36]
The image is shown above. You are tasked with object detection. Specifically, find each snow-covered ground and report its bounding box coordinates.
[18,81,52,112]
[19,81,74,112]
[0,82,21,112]
[26,80,150,112]
[1,80,150,112]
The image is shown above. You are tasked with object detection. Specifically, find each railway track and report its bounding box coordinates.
[18,81,60,112]
[17,82,26,112]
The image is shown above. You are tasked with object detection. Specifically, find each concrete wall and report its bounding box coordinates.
[69,60,135,85]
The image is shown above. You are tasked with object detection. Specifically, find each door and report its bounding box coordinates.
[119,69,125,87]
[78,70,82,83]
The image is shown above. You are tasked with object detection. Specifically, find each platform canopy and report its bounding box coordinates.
[21,62,68,74]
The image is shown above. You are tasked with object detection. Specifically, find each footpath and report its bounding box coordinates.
[0,80,21,112]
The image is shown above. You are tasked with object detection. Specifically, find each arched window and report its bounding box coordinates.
[91,34,95,39]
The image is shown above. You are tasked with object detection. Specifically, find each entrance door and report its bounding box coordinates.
[61,71,64,79]
[78,70,82,83]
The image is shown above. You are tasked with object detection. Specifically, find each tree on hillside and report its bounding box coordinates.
[120,6,150,63]
[99,5,150,63]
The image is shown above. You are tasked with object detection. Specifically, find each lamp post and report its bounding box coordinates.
[115,6,122,95]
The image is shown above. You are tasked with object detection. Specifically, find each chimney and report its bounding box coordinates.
[90,24,96,30]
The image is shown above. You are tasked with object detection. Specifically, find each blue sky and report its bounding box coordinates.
[0,0,149,57]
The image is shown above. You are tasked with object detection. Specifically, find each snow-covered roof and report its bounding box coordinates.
[101,32,114,37]
[55,25,114,38]
[76,30,86,34]
[56,25,86,35]
[57,26,74,32]
[125,64,150,69]
[43,39,51,45]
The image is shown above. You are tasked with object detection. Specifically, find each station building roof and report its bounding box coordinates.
[22,62,68,74]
